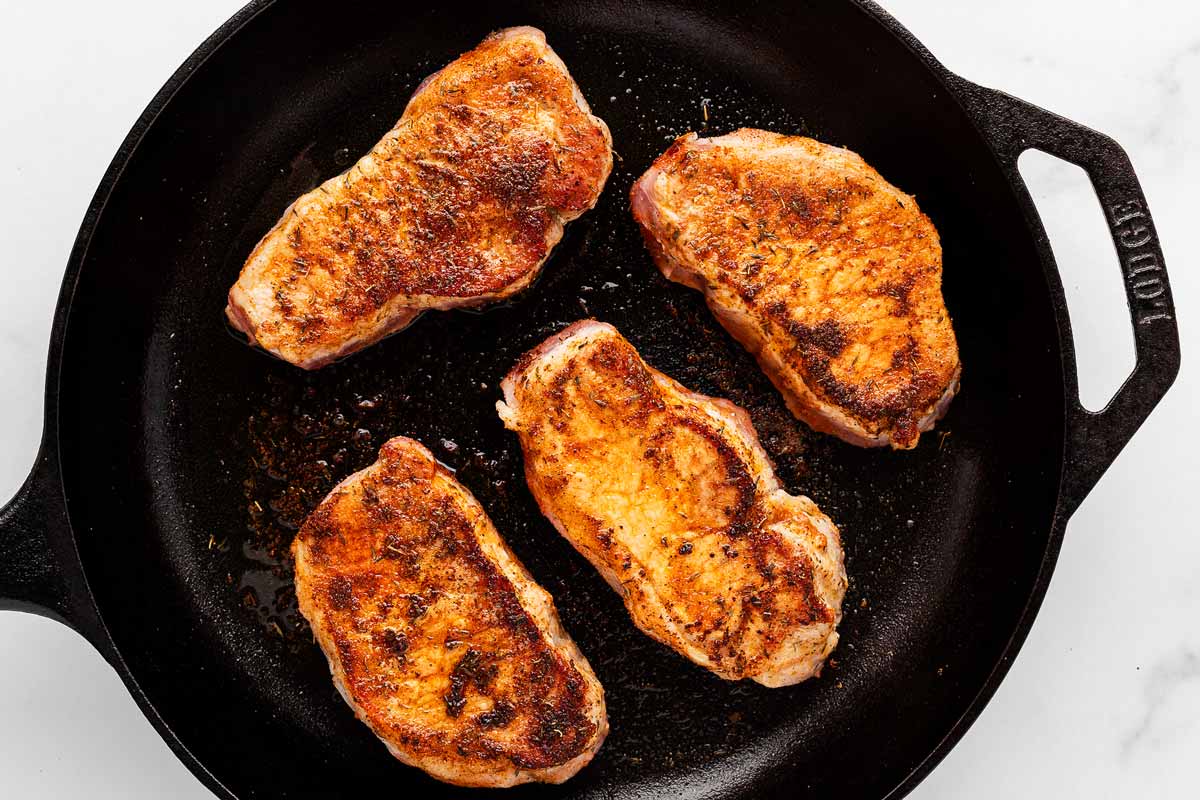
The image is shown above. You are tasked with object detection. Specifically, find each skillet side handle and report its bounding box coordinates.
[955,81,1181,515]
[0,442,99,636]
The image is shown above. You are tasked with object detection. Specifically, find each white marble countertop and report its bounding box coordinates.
[1,1,1196,797]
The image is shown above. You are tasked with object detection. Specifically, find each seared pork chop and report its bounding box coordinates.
[497,321,846,687]
[631,129,960,448]
[227,27,612,369]
[292,437,607,786]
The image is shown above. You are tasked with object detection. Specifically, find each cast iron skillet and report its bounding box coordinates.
[0,1,1180,797]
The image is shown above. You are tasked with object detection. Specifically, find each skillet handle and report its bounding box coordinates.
[955,81,1181,515]
[0,441,100,637]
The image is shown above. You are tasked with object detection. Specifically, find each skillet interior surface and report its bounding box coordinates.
[57,1,1063,797]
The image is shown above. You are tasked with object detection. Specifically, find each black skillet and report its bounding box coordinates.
[0,1,1180,797]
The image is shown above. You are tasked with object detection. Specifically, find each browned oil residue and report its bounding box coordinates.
[238,373,411,643]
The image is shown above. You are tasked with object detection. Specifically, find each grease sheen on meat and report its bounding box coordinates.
[227,27,612,368]
[292,437,607,787]
[498,321,847,687]
[631,129,960,448]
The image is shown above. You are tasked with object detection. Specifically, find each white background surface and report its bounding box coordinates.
[1,1,1197,797]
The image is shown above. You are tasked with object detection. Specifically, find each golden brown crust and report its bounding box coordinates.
[228,27,612,368]
[498,321,847,686]
[292,436,606,786]
[631,129,959,448]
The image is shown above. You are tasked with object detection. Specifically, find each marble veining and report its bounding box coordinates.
[1122,648,1200,759]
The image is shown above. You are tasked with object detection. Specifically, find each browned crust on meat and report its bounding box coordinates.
[631,129,960,448]
[498,321,846,686]
[292,436,606,786]
[228,27,612,369]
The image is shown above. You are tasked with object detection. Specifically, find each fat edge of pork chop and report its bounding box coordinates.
[631,129,960,449]
[227,27,613,369]
[497,320,847,687]
[292,436,607,787]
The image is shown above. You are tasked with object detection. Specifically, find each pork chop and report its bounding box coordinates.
[497,321,846,687]
[631,129,960,448]
[292,436,607,786]
[227,27,612,369]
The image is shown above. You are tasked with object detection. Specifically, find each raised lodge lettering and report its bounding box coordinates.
[1107,199,1173,326]
[1109,199,1145,227]
[1118,223,1153,249]
[1125,252,1160,277]
[1132,276,1164,300]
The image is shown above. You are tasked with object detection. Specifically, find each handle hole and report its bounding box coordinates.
[1018,150,1136,412]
